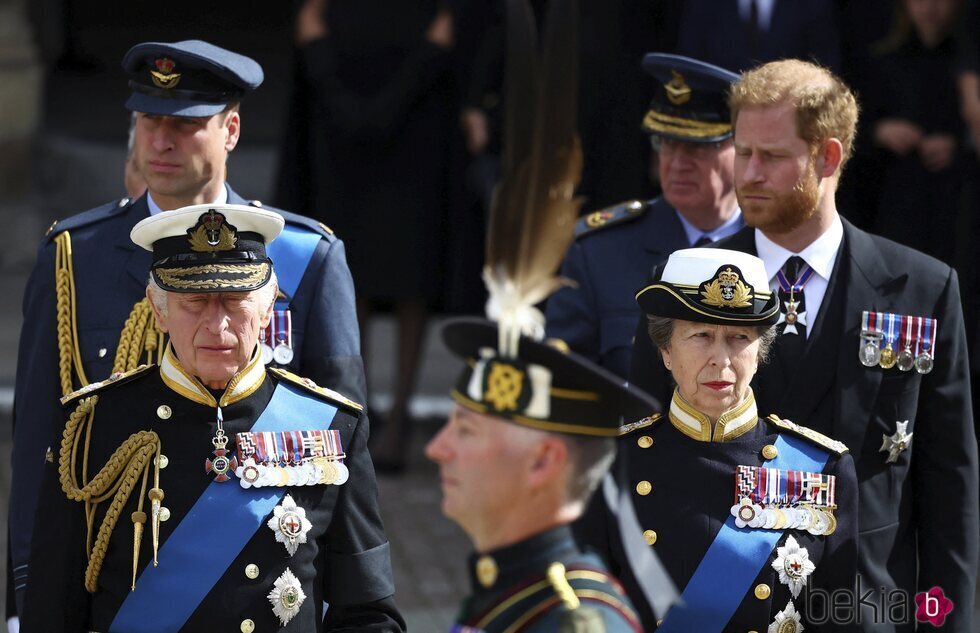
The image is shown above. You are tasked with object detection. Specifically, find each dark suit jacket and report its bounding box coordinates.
[545,197,689,378]
[675,0,841,73]
[9,185,367,616]
[630,219,979,632]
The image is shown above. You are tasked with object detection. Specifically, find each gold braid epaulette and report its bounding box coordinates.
[59,395,162,592]
[113,298,164,374]
[54,232,89,395]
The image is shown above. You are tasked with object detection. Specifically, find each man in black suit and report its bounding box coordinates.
[630,59,978,632]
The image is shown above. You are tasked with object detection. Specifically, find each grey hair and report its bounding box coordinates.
[559,435,616,504]
[646,315,778,365]
[146,270,279,318]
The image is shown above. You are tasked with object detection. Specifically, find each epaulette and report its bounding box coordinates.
[618,412,662,436]
[766,414,849,455]
[269,367,363,412]
[574,200,647,238]
[60,364,155,406]
[248,200,336,241]
[45,197,135,241]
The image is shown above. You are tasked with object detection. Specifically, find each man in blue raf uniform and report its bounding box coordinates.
[631,59,979,632]
[425,316,668,633]
[22,204,403,632]
[545,54,745,378]
[9,40,367,619]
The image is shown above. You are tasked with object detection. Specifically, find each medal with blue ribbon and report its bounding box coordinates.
[775,262,815,335]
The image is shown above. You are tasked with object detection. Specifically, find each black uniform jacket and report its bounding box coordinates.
[22,353,403,632]
[457,526,643,633]
[629,219,979,633]
[578,391,858,632]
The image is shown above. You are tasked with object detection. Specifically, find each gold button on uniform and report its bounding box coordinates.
[245,563,260,579]
[754,583,771,600]
[159,507,171,522]
[155,454,169,469]
[156,405,172,420]
[761,444,779,460]
[637,435,653,449]
[635,481,652,496]
[240,619,255,633]
[642,530,657,545]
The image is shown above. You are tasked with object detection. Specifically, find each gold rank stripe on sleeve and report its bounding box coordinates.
[766,415,850,455]
[269,367,364,412]
[59,364,156,406]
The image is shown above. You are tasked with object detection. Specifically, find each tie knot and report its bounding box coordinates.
[782,256,806,283]
[693,235,712,247]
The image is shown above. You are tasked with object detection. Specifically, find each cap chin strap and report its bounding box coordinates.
[467,350,553,419]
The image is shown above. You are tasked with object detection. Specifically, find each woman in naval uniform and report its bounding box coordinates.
[578,247,858,633]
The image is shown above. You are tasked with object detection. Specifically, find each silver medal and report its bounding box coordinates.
[858,331,883,367]
[262,344,275,365]
[273,343,294,365]
[896,348,915,372]
[915,351,934,374]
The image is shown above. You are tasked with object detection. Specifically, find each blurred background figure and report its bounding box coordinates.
[278,0,456,471]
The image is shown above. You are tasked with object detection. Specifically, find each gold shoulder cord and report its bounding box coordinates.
[54,231,89,395]
[112,298,164,374]
[60,396,162,592]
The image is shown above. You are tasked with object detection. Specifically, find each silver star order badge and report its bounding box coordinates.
[880,420,913,464]
[768,600,804,633]
[777,300,808,335]
[268,567,306,625]
[267,494,313,556]
[771,535,816,598]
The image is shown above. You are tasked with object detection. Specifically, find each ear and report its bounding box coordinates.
[660,346,672,370]
[146,287,170,334]
[259,282,277,329]
[816,138,843,179]
[223,110,241,153]
[526,436,568,489]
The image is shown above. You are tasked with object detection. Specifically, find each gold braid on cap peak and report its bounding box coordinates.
[59,395,163,592]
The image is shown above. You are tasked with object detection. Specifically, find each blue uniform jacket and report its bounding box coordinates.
[544,198,689,379]
[9,185,365,614]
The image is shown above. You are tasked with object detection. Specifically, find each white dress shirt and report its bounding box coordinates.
[147,186,229,216]
[677,208,744,246]
[754,213,843,338]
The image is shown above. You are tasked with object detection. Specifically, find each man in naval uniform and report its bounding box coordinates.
[545,53,745,378]
[631,59,979,632]
[10,40,366,619]
[22,204,403,632]
[425,316,671,633]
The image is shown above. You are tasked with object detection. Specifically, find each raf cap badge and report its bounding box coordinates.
[150,57,181,89]
[664,70,692,105]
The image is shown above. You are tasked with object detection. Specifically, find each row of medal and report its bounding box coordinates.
[204,428,348,488]
[260,309,295,366]
[859,311,936,374]
[730,465,838,535]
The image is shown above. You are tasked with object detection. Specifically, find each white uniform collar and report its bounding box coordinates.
[160,343,265,407]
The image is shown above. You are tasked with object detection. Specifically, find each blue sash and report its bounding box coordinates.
[267,224,321,308]
[110,382,338,632]
[656,434,830,633]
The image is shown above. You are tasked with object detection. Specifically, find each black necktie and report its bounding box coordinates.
[693,235,712,247]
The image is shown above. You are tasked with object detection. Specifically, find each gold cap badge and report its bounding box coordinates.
[664,70,691,105]
[150,57,181,90]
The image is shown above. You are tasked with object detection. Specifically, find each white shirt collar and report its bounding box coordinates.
[754,213,843,282]
[676,208,744,246]
[146,185,229,216]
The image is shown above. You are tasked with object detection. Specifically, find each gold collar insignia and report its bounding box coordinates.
[668,388,757,442]
[160,343,265,408]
